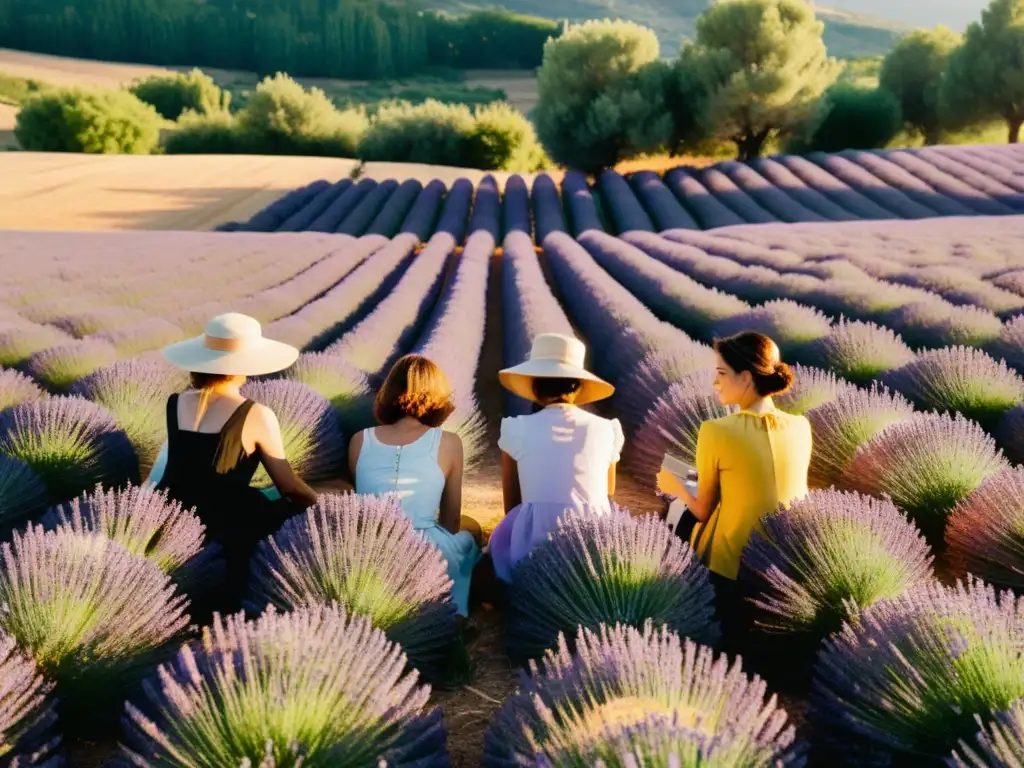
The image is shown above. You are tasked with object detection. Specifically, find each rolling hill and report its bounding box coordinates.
[429,0,983,58]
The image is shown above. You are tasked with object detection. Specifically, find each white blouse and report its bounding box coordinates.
[499,405,625,508]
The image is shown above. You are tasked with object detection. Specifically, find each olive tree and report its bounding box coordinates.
[880,27,961,145]
[941,0,1024,143]
[533,19,672,172]
[686,0,840,160]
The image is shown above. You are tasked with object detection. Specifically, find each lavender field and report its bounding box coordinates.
[222,144,1024,238]
[1,143,1024,766]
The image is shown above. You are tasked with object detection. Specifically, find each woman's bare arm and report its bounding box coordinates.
[659,468,719,522]
[252,405,319,507]
[607,462,618,496]
[437,432,463,535]
[347,431,364,485]
[501,451,522,514]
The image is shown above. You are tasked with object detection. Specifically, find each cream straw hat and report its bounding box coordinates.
[499,333,614,405]
[161,313,299,376]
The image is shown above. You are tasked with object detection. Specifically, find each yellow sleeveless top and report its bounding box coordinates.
[689,408,812,579]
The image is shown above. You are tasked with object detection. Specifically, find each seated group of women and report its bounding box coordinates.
[150,312,813,624]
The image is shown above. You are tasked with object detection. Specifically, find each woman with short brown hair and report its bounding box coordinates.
[349,354,480,616]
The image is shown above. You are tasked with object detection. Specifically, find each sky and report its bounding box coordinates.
[824,0,987,31]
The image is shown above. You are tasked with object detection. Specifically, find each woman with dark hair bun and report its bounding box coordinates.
[349,354,481,617]
[658,331,811,634]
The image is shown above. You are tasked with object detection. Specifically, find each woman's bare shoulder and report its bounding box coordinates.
[440,429,463,453]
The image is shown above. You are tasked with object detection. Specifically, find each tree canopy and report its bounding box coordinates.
[880,27,961,144]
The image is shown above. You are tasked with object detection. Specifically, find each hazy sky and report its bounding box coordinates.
[824,0,987,30]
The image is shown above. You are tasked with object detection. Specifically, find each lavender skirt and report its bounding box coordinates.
[489,500,612,583]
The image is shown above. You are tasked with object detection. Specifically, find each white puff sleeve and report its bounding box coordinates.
[609,418,625,464]
[498,416,523,461]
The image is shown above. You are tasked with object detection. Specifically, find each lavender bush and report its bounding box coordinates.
[0,397,137,504]
[841,413,1010,546]
[531,173,567,243]
[338,179,400,236]
[43,484,209,583]
[989,314,1024,373]
[0,368,43,413]
[740,490,933,637]
[806,385,916,489]
[951,699,1024,768]
[69,356,188,472]
[23,339,119,391]
[712,300,833,362]
[468,175,500,240]
[486,622,800,766]
[501,175,531,236]
[664,168,746,229]
[881,346,1024,431]
[998,405,1024,464]
[0,631,60,766]
[366,178,423,238]
[885,300,1004,350]
[775,365,857,415]
[597,170,654,234]
[947,468,1024,591]
[562,171,604,235]
[807,318,916,386]
[614,343,716,434]
[434,178,473,242]
[248,493,457,680]
[629,170,699,231]
[241,380,346,489]
[631,371,727,483]
[506,510,718,661]
[0,324,73,369]
[284,352,372,433]
[401,179,447,241]
[812,578,1024,763]
[0,526,188,728]
[121,604,450,767]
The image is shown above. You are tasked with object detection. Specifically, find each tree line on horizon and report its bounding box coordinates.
[0,0,559,79]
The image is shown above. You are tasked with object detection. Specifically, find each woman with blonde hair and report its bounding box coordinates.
[349,354,480,617]
[659,331,812,639]
[490,333,623,583]
[150,313,319,607]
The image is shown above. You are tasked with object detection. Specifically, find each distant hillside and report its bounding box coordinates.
[824,0,986,31]
[427,0,910,58]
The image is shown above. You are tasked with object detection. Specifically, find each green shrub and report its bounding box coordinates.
[0,72,47,106]
[237,73,367,157]
[129,69,230,121]
[163,109,249,154]
[15,88,162,154]
[793,84,903,152]
[358,99,477,166]
[358,99,546,171]
[468,102,549,171]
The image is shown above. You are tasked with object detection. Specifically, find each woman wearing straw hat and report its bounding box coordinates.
[149,313,319,607]
[490,333,623,582]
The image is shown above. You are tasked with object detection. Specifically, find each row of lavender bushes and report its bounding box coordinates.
[218,144,1024,242]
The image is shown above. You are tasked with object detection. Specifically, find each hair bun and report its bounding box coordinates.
[761,361,795,397]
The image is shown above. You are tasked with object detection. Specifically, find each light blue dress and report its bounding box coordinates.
[355,427,481,616]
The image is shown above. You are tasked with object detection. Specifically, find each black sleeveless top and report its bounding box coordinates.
[157,394,270,547]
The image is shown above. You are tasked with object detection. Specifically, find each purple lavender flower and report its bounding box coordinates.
[0,323,73,369]
[881,346,1024,431]
[628,170,699,231]
[0,631,60,766]
[812,578,1024,762]
[712,300,833,361]
[43,483,206,581]
[23,339,119,392]
[241,380,346,488]
[806,384,916,489]
[0,368,43,413]
[0,456,47,528]
[841,413,1010,546]
[69,356,188,472]
[562,171,605,235]
[740,489,933,637]
[284,352,373,433]
[597,170,655,234]
[775,364,858,415]
[506,510,719,661]
[91,317,184,357]
[885,300,1004,350]
[248,493,457,680]
[632,370,728,484]
[0,526,188,730]
[806,318,916,386]
[951,699,1024,768]
[0,396,138,505]
[988,314,1024,374]
[614,344,716,434]
[947,468,1024,591]
[121,603,450,767]
[51,306,148,338]
[532,173,567,243]
[486,622,800,765]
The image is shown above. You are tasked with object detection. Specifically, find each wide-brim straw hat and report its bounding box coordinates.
[499,333,614,405]
[162,313,299,376]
